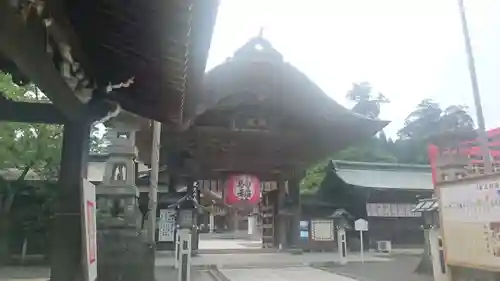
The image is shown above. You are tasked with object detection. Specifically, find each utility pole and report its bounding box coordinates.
[457,0,493,173]
[148,121,161,243]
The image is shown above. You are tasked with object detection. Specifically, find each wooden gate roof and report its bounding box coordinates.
[186,36,389,132]
[0,0,219,124]
[137,37,389,178]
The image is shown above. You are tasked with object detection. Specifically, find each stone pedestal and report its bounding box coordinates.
[97,229,154,281]
[337,228,347,265]
[209,213,215,233]
[248,216,256,235]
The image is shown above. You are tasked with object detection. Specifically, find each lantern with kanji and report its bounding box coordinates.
[224,174,261,206]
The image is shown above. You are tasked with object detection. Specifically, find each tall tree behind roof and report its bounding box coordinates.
[398,99,475,140]
[346,81,390,119]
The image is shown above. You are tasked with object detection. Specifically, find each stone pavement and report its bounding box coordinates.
[155,267,216,281]
[0,267,49,281]
[219,267,357,281]
[156,252,391,267]
[318,255,433,281]
[0,267,215,281]
[198,238,262,252]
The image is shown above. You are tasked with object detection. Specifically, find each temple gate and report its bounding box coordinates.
[137,35,388,250]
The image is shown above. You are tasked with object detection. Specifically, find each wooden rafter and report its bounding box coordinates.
[44,0,97,79]
[0,1,86,120]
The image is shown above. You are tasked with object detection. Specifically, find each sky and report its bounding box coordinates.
[206,0,500,137]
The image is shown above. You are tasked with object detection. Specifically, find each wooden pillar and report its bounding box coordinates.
[289,173,302,248]
[186,179,199,253]
[277,180,287,249]
[50,120,90,281]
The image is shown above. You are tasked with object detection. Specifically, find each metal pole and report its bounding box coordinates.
[457,0,493,173]
[148,121,162,243]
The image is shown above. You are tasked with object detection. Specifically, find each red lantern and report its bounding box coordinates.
[225,174,260,206]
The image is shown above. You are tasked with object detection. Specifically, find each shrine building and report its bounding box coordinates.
[136,36,389,250]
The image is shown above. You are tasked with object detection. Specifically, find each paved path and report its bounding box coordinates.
[319,255,433,281]
[0,267,214,281]
[220,267,356,281]
[156,252,391,267]
[155,267,214,281]
[0,267,49,281]
[199,239,262,251]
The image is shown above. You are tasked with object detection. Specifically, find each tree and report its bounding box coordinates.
[300,161,327,194]
[89,124,107,154]
[346,82,390,119]
[0,71,107,263]
[300,136,398,193]
[0,72,65,263]
[398,99,475,140]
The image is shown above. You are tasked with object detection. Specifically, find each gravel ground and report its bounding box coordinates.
[317,255,434,281]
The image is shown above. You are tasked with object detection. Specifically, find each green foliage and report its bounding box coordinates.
[0,72,63,182]
[300,159,329,194]
[398,99,474,140]
[0,71,101,262]
[300,96,476,193]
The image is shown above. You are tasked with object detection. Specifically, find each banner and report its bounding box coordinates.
[82,180,97,281]
[224,174,260,206]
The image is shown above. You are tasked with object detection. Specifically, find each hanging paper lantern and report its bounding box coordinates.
[225,174,260,206]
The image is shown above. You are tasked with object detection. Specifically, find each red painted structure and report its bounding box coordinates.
[428,127,500,185]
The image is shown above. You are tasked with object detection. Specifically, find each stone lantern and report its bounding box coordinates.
[329,209,353,265]
[96,116,142,229]
[96,112,153,281]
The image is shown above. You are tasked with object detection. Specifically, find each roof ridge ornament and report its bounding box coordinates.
[232,31,283,62]
[258,27,264,39]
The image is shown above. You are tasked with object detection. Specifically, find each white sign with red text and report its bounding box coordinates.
[82,180,97,281]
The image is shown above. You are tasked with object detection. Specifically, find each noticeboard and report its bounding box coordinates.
[439,175,500,271]
[158,209,176,242]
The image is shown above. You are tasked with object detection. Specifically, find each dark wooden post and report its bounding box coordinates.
[185,178,199,254]
[288,171,303,249]
[276,179,287,249]
[50,119,90,281]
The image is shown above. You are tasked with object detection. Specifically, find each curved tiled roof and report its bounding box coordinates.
[186,37,389,135]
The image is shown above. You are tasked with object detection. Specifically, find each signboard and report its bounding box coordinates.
[355,218,368,263]
[311,220,334,241]
[225,174,260,206]
[366,203,420,217]
[299,220,309,239]
[82,180,97,281]
[158,209,176,242]
[439,176,500,271]
[355,218,368,231]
